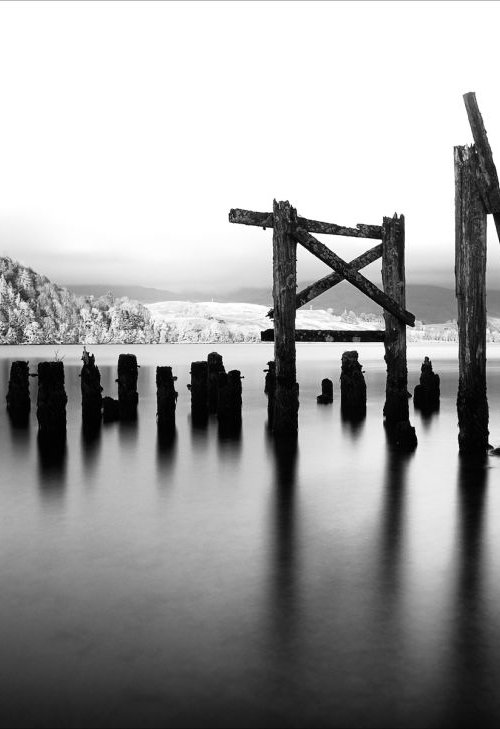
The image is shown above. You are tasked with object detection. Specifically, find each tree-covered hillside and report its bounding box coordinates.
[0,257,156,344]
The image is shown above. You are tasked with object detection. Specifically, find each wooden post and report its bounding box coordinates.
[340,351,366,419]
[217,369,242,433]
[6,361,30,426]
[207,352,225,414]
[272,200,299,436]
[81,348,103,429]
[156,366,178,433]
[455,145,489,454]
[102,397,120,423]
[188,361,209,424]
[413,356,440,412]
[264,360,276,428]
[382,214,409,424]
[37,362,67,442]
[317,378,333,404]
[117,354,139,421]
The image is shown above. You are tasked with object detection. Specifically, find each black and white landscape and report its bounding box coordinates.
[2,3,500,729]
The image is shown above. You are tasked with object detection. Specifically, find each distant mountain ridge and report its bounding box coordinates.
[67,282,500,324]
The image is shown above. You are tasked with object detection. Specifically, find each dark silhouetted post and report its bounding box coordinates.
[340,351,366,419]
[264,360,276,428]
[207,352,225,414]
[272,200,299,436]
[6,361,30,426]
[102,397,120,423]
[317,378,333,404]
[156,366,178,433]
[81,348,102,429]
[414,356,440,412]
[37,362,67,441]
[188,361,208,424]
[117,354,139,421]
[455,145,489,453]
[217,369,242,433]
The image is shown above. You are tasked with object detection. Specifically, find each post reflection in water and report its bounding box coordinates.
[36,434,67,504]
[268,434,300,645]
[340,409,366,442]
[442,455,493,729]
[80,424,102,480]
[156,428,178,482]
[380,447,412,599]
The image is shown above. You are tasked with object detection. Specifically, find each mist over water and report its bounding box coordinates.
[1,343,500,728]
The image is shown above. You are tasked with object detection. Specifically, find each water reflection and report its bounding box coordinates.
[118,419,140,450]
[415,402,441,431]
[441,455,491,728]
[37,435,67,504]
[380,448,412,599]
[269,436,299,643]
[216,423,242,460]
[156,428,178,481]
[340,410,366,441]
[80,424,102,480]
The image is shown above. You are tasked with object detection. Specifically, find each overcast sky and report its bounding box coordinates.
[1,0,500,293]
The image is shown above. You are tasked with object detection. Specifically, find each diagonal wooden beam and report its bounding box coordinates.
[463,92,500,240]
[293,227,415,327]
[267,243,382,318]
[229,208,383,239]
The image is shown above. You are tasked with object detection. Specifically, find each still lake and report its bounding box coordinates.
[1,342,500,729]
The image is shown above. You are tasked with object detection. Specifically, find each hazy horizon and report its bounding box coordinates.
[2,1,500,292]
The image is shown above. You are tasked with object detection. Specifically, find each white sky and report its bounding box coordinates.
[1,0,500,292]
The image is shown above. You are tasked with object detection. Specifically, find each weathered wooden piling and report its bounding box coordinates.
[217,369,243,433]
[382,214,409,424]
[455,144,489,454]
[340,351,366,419]
[414,356,440,412]
[6,361,30,426]
[188,361,209,424]
[102,397,120,423]
[81,348,102,428]
[207,352,225,414]
[156,366,178,433]
[117,354,139,421]
[264,361,276,428]
[272,200,299,436]
[37,362,67,441]
[317,378,333,404]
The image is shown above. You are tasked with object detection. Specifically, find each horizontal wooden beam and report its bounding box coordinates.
[229,208,383,239]
[261,329,386,343]
[463,92,500,242]
[267,243,383,318]
[293,227,415,327]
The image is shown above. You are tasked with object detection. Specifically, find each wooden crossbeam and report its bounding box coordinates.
[463,92,500,241]
[293,227,415,327]
[261,329,385,343]
[229,208,383,239]
[267,243,382,318]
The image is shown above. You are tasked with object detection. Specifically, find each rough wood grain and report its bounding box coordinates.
[272,200,299,436]
[455,144,489,453]
[229,208,383,238]
[293,227,415,326]
[382,214,410,426]
[261,329,385,342]
[267,243,383,318]
[463,93,500,211]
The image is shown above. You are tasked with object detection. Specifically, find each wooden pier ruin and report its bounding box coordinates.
[6,361,31,426]
[230,201,416,446]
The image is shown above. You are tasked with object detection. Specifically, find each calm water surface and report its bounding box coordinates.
[1,342,500,728]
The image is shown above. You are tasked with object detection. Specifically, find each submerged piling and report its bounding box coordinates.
[102,397,120,423]
[188,361,208,424]
[264,361,276,428]
[217,369,242,433]
[37,361,67,442]
[156,366,178,433]
[207,352,225,414]
[117,354,139,421]
[317,378,333,404]
[6,361,30,426]
[340,351,366,419]
[81,348,103,428]
[414,356,440,412]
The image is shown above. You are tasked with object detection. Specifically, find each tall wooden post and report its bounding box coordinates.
[455,145,489,454]
[382,214,409,424]
[272,200,299,436]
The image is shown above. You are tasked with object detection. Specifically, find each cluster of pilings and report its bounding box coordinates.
[188,352,242,434]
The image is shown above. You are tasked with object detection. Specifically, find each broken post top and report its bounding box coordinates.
[463,92,500,214]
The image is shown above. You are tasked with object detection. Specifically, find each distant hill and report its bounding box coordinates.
[67,282,500,324]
